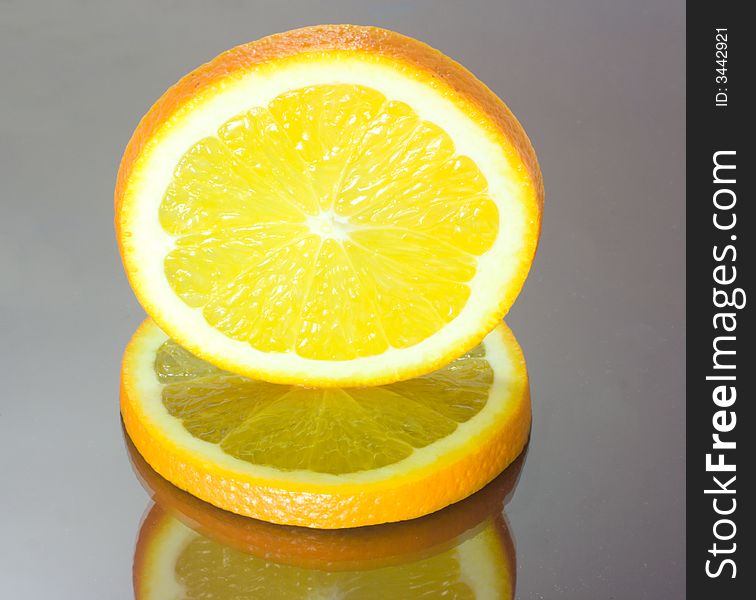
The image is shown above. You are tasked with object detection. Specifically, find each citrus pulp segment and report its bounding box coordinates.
[116,24,543,386]
[121,319,531,528]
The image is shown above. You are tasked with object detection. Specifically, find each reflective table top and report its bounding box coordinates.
[1,1,684,598]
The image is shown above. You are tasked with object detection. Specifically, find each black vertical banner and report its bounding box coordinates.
[687,2,753,597]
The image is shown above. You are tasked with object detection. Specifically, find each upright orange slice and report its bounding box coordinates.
[116,25,543,386]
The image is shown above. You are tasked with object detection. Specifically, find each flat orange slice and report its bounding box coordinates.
[121,319,530,528]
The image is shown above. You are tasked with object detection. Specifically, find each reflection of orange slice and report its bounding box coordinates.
[115,24,543,387]
[121,319,530,528]
[126,429,523,570]
[134,504,515,599]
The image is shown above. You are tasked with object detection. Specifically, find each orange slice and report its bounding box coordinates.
[121,319,530,528]
[115,24,543,386]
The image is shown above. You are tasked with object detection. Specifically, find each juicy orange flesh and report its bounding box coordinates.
[160,84,498,360]
[174,529,476,599]
[156,338,492,474]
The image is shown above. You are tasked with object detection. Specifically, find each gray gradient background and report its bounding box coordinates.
[0,1,685,598]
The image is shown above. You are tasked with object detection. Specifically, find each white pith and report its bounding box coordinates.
[306,210,354,241]
[139,512,506,599]
[120,53,532,384]
[125,320,527,487]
